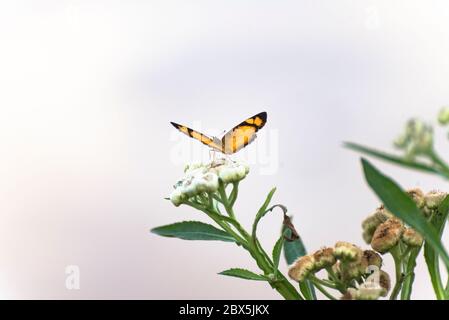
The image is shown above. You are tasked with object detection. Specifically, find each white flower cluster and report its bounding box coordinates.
[394,119,433,159]
[345,269,390,300]
[170,159,250,206]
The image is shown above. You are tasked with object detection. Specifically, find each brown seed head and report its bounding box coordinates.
[313,247,336,270]
[334,241,363,262]
[402,228,424,247]
[371,218,404,253]
[288,255,315,282]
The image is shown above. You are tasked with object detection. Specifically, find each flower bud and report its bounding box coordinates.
[182,177,200,197]
[216,162,249,184]
[362,214,383,244]
[195,172,219,193]
[313,247,336,270]
[371,218,404,253]
[407,188,425,209]
[394,119,433,159]
[362,206,392,243]
[340,262,363,281]
[374,205,394,222]
[393,133,409,148]
[362,230,374,244]
[359,250,383,274]
[288,255,315,282]
[425,190,447,209]
[334,242,362,262]
[169,159,249,207]
[402,228,423,247]
[379,270,391,296]
[406,119,424,137]
[170,188,186,207]
[438,106,449,125]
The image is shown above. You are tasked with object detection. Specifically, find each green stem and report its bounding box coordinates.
[427,199,449,299]
[310,278,337,300]
[309,275,338,289]
[325,267,347,293]
[258,240,273,262]
[401,246,421,300]
[207,192,215,211]
[242,228,301,300]
[192,195,301,300]
[400,246,412,261]
[444,272,449,299]
[389,246,404,300]
[216,186,275,271]
[218,181,236,219]
[229,182,239,207]
[186,201,249,247]
[428,150,449,179]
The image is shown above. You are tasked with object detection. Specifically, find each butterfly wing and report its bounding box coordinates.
[170,122,224,152]
[221,112,267,154]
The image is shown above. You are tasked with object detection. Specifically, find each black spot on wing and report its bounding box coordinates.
[170,121,181,129]
[255,111,267,123]
[240,111,267,131]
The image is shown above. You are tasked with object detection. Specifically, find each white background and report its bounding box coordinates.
[1,0,449,299]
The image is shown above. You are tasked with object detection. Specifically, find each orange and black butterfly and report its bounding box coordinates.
[170,112,267,154]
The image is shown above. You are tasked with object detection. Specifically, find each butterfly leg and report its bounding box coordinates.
[209,149,216,163]
[225,154,234,163]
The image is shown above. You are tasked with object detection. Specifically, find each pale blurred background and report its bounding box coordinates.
[1,0,449,299]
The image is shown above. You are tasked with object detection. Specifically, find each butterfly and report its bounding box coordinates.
[170,112,267,154]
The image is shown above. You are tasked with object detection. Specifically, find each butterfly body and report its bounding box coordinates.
[171,112,267,154]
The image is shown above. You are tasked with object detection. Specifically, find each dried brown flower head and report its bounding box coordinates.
[313,247,336,270]
[402,228,424,247]
[359,250,383,274]
[378,270,391,296]
[424,190,446,209]
[406,188,425,209]
[371,218,404,253]
[333,241,363,262]
[288,255,315,282]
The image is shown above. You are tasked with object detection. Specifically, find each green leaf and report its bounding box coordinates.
[252,188,276,238]
[151,221,235,242]
[361,158,449,269]
[345,142,438,174]
[424,194,449,299]
[272,236,284,276]
[282,228,316,300]
[218,268,267,281]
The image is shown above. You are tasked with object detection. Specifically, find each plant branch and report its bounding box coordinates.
[325,267,347,293]
[390,245,404,300]
[310,278,337,300]
[401,246,421,300]
[198,189,301,300]
[427,149,449,179]
[309,275,338,289]
[218,181,236,219]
